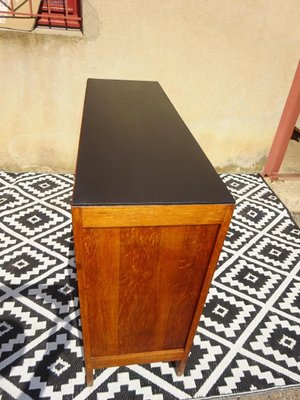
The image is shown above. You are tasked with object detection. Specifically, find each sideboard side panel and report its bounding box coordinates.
[81,224,219,358]
[182,204,235,358]
[72,207,94,385]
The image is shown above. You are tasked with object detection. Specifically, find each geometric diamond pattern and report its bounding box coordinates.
[48,190,73,213]
[0,299,54,363]
[219,258,283,299]
[248,314,300,373]
[36,226,74,257]
[223,224,256,251]
[220,175,258,199]
[0,171,19,188]
[0,187,31,213]
[0,244,62,288]
[246,237,300,270]
[94,370,165,400]
[0,171,300,400]
[0,226,22,251]
[251,187,285,210]
[18,174,73,199]
[271,219,300,244]
[210,357,287,396]
[276,280,300,318]
[147,332,231,396]
[2,204,67,238]
[201,286,258,340]
[25,267,79,319]
[234,200,279,230]
[4,329,85,399]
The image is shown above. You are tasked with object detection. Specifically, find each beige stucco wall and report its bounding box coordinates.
[0,0,299,173]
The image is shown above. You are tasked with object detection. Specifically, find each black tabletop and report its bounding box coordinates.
[72,79,234,206]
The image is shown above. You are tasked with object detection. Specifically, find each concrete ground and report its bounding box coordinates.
[267,177,300,227]
[225,386,300,400]
[265,140,300,227]
[202,386,300,400]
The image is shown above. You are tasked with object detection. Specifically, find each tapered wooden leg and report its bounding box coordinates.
[175,358,188,376]
[86,366,94,386]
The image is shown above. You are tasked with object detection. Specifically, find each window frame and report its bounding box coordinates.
[0,0,82,31]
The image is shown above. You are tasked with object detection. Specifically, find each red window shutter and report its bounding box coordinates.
[37,0,81,29]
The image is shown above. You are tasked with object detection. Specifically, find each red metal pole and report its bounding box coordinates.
[65,0,69,27]
[48,0,51,26]
[262,61,300,178]
[10,0,15,14]
[29,0,33,17]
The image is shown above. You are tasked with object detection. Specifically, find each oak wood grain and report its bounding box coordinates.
[83,228,120,357]
[90,349,185,369]
[71,207,93,385]
[72,203,234,384]
[81,204,227,228]
[162,225,219,350]
[181,204,235,360]
[80,224,219,358]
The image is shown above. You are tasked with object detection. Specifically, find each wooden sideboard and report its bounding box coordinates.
[72,79,235,386]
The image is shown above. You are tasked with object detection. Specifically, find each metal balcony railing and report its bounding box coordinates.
[0,0,81,30]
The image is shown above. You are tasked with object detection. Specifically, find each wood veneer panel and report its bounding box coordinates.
[163,225,219,349]
[90,349,185,369]
[72,207,94,385]
[81,204,226,228]
[180,204,235,362]
[83,228,120,357]
[81,224,219,358]
[118,227,161,354]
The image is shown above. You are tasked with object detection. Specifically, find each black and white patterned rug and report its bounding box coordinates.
[0,172,299,400]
